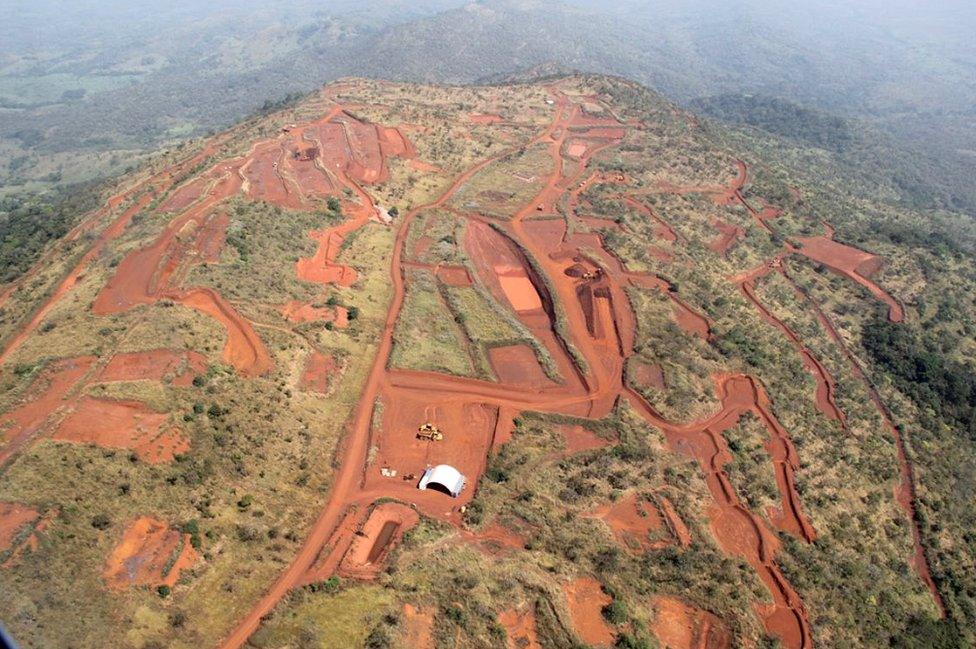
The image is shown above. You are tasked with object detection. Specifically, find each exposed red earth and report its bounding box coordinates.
[102,516,198,591]
[782,270,945,616]
[559,423,615,455]
[632,360,666,390]
[794,234,904,322]
[0,350,204,468]
[659,496,693,548]
[708,220,745,255]
[98,350,207,387]
[461,520,528,555]
[401,604,435,648]
[0,355,96,468]
[488,344,553,387]
[498,606,542,649]
[218,88,810,648]
[0,503,58,568]
[299,351,341,394]
[650,595,732,649]
[563,576,616,647]
[337,502,419,579]
[6,83,877,648]
[469,113,504,125]
[586,492,673,553]
[53,396,189,464]
[0,502,39,556]
[1,506,55,568]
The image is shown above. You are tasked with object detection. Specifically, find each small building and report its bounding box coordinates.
[418,464,466,498]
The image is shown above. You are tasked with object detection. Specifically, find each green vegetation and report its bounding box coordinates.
[390,269,476,377]
[0,184,101,282]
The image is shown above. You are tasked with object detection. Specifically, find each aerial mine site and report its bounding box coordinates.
[1,2,975,648]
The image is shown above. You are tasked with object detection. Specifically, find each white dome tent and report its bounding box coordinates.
[417,464,467,498]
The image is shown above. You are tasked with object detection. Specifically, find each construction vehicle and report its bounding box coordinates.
[417,423,444,442]
[581,269,600,280]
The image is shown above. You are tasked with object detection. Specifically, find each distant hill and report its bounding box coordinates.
[1,0,974,212]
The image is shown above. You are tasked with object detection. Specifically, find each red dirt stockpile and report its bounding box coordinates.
[102,516,198,591]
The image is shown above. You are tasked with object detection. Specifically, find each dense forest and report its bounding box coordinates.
[0,185,100,282]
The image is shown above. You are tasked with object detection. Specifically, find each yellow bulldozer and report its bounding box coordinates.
[417,423,444,442]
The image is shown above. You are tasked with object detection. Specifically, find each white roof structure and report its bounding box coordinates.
[418,464,467,498]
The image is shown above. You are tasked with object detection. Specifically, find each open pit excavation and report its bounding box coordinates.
[216,85,824,649]
[0,75,956,649]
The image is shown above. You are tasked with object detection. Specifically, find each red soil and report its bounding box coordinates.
[296,219,360,288]
[435,265,473,287]
[708,221,744,255]
[161,177,209,212]
[463,521,527,555]
[633,360,666,390]
[98,349,207,388]
[738,280,845,425]
[217,87,818,649]
[0,355,96,467]
[650,595,732,649]
[783,270,945,615]
[103,516,198,591]
[176,288,273,377]
[54,397,189,463]
[795,235,903,322]
[300,351,340,394]
[280,300,347,326]
[659,496,692,548]
[0,502,39,556]
[670,295,712,339]
[522,218,568,255]
[587,492,668,553]
[563,577,615,647]
[488,345,552,387]
[409,159,443,173]
[470,113,504,125]
[338,502,418,579]
[401,604,435,647]
[559,424,614,455]
[647,245,675,262]
[498,606,541,649]
[566,141,588,158]
[497,268,544,312]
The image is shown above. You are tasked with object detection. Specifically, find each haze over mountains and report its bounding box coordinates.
[2,0,974,212]
[4,3,976,647]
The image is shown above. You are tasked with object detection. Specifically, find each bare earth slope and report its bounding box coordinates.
[0,76,971,648]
